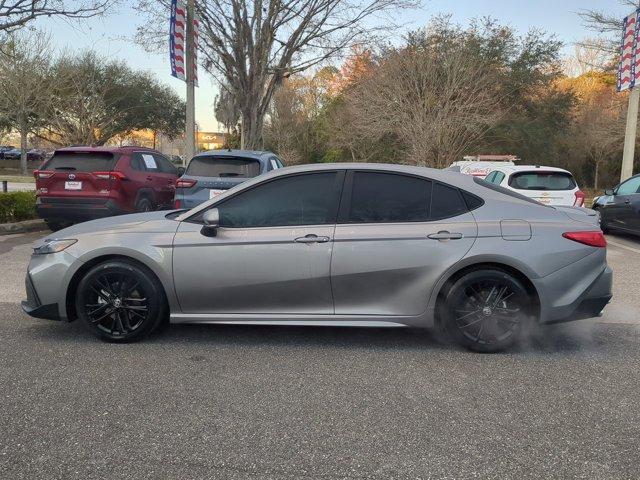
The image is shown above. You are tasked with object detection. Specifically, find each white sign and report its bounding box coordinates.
[142,154,157,170]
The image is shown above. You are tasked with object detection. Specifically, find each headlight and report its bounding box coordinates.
[33,239,77,255]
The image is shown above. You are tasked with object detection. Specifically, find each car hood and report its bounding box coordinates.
[48,211,181,238]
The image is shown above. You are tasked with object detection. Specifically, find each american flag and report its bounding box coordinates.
[170,0,198,85]
[618,9,640,92]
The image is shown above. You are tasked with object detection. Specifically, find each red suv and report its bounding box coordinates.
[35,147,180,230]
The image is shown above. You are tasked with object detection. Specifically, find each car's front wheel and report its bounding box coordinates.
[75,260,167,342]
[441,269,535,352]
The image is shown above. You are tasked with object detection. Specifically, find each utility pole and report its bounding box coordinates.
[621,87,639,182]
[184,0,196,167]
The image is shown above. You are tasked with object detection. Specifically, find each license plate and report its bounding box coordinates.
[209,189,225,199]
[64,181,82,190]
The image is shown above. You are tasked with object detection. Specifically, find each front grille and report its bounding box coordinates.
[25,274,41,307]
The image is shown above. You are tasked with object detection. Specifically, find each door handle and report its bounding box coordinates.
[625,198,631,204]
[427,231,463,240]
[146,176,153,181]
[294,234,330,244]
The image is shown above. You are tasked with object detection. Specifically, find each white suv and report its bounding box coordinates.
[483,165,585,207]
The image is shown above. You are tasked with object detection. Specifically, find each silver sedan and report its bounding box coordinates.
[23,163,612,352]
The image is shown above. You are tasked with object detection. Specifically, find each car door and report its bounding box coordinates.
[153,153,178,208]
[331,171,478,316]
[172,170,344,314]
[604,176,640,231]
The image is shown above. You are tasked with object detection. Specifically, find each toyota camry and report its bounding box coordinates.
[22,163,612,352]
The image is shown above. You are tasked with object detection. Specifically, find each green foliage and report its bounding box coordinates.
[0,191,37,223]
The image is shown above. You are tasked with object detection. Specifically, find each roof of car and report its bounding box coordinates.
[54,146,160,154]
[485,165,572,175]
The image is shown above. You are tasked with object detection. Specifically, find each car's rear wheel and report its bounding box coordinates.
[441,269,535,353]
[75,260,167,342]
[136,197,154,213]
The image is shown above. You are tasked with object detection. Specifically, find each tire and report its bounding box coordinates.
[135,197,154,213]
[75,260,167,342]
[441,269,535,353]
[45,220,70,232]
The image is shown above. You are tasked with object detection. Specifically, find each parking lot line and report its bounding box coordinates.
[606,238,640,255]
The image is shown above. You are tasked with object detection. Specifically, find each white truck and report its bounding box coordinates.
[449,155,519,179]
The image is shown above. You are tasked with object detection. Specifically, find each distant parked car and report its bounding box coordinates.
[592,174,640,237]
[27,149,48,162]
[3,147,22,160]
[482,165,585,207]
[174,149,283,209]
[34,146,179,231]
[0,145,16,159]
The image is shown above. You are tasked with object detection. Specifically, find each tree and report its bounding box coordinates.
[39,52,185,146]
[1,1,114,35]
[580,1,638,57]
[330,18,568,167]
[0,34,53,174]
[136,0,419,149]
[214,85,239,144]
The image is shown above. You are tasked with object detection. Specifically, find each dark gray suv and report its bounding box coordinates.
[174,149,283,209]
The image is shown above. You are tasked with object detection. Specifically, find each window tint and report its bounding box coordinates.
[187,156,261,178]
[348,172,431,223]
[155,154,178,175]
[508,171,576,191]
[431,183,468,220]
[218,172,339,228]
[45,152,116,172]
[485,171,496,183]
[493,172,505,184]
[130,155,145,171]
[617,176,640,195]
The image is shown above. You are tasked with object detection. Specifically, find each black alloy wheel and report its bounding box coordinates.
[75,260,166,342]
[443,269,534,352]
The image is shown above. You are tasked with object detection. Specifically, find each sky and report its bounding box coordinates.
[35,0,630,132]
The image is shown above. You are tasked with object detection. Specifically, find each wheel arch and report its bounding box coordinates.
[432,261,541,327]
[64,254,170,321]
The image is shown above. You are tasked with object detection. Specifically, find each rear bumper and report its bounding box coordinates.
[36,197,126,222]
[538,262,613,324]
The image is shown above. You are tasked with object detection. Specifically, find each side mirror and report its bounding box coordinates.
[177,166,186,176]
[200,208,220,237]
[604,189,614,196]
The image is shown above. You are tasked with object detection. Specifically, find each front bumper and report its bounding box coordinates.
[21,273,60,321]
[36,197,126,222]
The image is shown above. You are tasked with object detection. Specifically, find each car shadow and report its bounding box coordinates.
[24,315,634,356]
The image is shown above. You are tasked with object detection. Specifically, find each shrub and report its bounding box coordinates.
[0,191,37,223]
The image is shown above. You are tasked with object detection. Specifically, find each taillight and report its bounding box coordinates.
[176,178,197,188]
[573,189,585,207]
[93,171,126,181]
[174,199,181,208]
[34,170,54,179]
[562,231,606,248]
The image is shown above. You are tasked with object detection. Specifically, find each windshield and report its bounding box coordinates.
[186,156,261,178]
[44,152,117,172]
[508,171,576,191]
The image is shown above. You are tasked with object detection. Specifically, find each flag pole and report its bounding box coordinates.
[184,0,196,167]
[621,88,639,182]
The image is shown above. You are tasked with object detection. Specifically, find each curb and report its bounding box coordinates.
[0,219,48,235]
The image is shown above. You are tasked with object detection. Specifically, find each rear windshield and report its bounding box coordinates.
[44,152,117,172]
[508,171,576,191]
[473,177,544,206]
[186,156,261,178]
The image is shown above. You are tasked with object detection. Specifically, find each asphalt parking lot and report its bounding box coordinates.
[1,231,640,479]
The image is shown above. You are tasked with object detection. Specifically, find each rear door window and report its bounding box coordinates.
[44,152,116,172]
[186,156,261,178]
[347,172,431,223]
[154,154,178,175]
[508,171,576,191]
[431,183,468,220]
